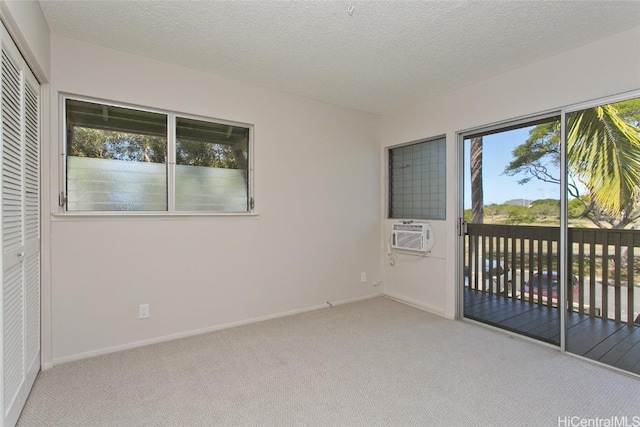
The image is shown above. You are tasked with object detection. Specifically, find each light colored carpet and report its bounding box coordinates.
[18,297,639,426]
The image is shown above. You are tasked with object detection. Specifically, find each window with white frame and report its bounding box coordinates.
[63,98,252,213]
[388,136,446,219]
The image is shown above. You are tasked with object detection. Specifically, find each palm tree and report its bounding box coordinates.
[567,103,640,227]
[503,98,640,229]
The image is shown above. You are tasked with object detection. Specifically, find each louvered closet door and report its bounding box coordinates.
[1,23,40,427]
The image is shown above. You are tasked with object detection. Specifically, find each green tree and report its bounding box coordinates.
[69,127,166,163]
[70,127,248,171]
[568,196,590,219]
[502,205,535,224]
[504,98,640,229]
[530,198,560,219]
[567,103,640,226]
[175,139,239,168]
[484,203,500,221]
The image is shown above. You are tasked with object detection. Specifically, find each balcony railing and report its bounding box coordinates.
[465,223,640,325]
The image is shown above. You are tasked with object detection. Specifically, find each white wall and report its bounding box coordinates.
[46,35,382,364]
[38,20,640,366]
[0,0,50,82]
[380,26,640,319]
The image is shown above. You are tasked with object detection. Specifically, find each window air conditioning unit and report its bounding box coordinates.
[391,222,434,252]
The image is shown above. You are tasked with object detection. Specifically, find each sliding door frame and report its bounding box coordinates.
[559,109,567,352]
[457,89,640,357]
[455,109,561,327]
[561,90,640,356]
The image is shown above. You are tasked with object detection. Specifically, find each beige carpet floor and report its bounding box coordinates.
[18,297,640,426]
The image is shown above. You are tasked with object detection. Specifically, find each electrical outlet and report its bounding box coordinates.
[361,272,366,282]
[139,303,149,319]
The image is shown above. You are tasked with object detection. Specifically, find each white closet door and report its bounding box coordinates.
[22,71,39,404]
[1,23,39,427]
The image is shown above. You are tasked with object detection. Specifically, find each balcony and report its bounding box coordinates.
[464,223,640,374]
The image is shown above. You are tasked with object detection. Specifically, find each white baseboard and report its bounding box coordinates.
[383,291,454,319]
[51,292,382,367]
[327,292,383,307]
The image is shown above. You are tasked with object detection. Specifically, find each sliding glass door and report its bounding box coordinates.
[460,94,640,375]
[564,97,640,374]
[462,115,563,344]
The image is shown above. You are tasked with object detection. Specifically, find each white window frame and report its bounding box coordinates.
[58,94,256,216]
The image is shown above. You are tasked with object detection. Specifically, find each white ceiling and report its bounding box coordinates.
[39,1,640,115]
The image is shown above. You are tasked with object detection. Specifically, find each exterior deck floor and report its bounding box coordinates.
[464,287,640,374]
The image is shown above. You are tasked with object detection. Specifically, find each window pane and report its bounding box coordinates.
[463,117,561,226]
[65,99,168,211]
[389,137,445,219]
[175,117,249,212]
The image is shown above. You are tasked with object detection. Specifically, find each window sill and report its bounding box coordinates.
[50,211,260,221]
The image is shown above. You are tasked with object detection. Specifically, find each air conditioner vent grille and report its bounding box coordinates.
[391,222,433,252]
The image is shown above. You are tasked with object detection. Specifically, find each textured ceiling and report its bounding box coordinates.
[39,1,640,114]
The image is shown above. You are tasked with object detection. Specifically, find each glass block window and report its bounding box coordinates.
[388,137,446,219]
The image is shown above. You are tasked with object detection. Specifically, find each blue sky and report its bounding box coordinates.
[463,125,562,208]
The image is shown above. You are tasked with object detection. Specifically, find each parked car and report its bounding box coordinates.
[523,272,578,299]
[520,271,580,307]
[521,272,605,316]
